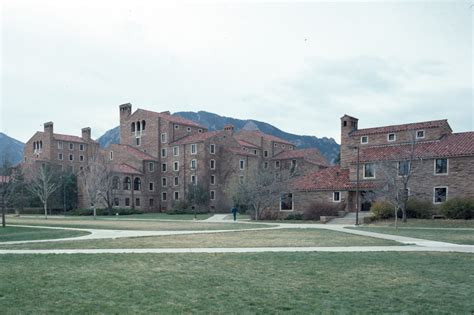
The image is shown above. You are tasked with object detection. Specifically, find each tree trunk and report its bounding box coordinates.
[394,206,398,229]
[44,201,48,220]
[93,205,97,219]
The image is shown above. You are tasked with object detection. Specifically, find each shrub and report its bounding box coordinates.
[371,201,394,219]
[440,197,474,220]
[406,199,434,219]
[302,202,344,221]
[167,200,210,215]
[69,208,143,216]
[258,210,280,220]
[284,213,303,220]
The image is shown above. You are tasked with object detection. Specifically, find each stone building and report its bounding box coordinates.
[287,115,474,214]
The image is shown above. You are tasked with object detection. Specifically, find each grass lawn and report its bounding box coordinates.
[5,216,272,231]
[351,226,474,245]
[0,252,472,313]
[0,228,400,249]
[368,219,474,228]
[97,213,213,220]
[0,226,89,242]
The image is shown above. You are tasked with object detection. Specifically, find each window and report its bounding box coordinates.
[239,160,245,170]
[173,161,179,171]
[69,154,74,161]
[264,150,268,158]
[191,159,197,170]
[149,198,154,207]
[264,162,269,169]
[80,155,84,162]
[112,176,120,190]
[280,193,293,211]
[333,191,341,202]
[161,133,167,143]
[161,148,167,158]
[282,145,285,149]
[210,159,215,170]
[125,198,130,206]
[57,141,63,149]
[109,151,113,160]
[274,143,278,147]
[361,136,369,144]
[291,160,297,168]
[187,127,191,132]
[434,187,448,204]
[79,144,84,151]
[58,153,63,160]
[173,146,179,156]
[363,163,375,178]
[174,124,179,129]
[133,178,141,191]
[289,146,294,150]
[136,138,140,146]
[191,175,197,185]
[148,162,155,172]
[135,198,140,207]
[174,176,179,186]
[191,144,197,155]
[398,161,410,176]
[275,161,280,168]
[198,129,203,133]
[434,158,448,175]
[210,190,215,200]
[162,163,167,172]
[174,191,179,200]
[114,198,120,206]
[239,175,244,184]
[210,144,215,154]
[162,177,167,187]
[147,182,154,192]
[210,175,215,185]
[388,133,396,142]
[123,177,131,190]
[416,130,425,139]
[162,192,167,201]
[253,150,258,155]
[69,143,74,150]
[131,122,136,133]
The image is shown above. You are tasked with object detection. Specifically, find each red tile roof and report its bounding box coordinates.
[171,131,223,145]
[111,163,142,175]
[292,167,377,191]
[110,144,156,161]
[236,139,260,149]
[272,148,329,166]
[357,132,474,162]
[0,175,10,184]
[133,109,207,129]
[235,130,293,145]
[351,119,451,136]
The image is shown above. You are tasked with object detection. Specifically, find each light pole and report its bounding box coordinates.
[349,146,360,226]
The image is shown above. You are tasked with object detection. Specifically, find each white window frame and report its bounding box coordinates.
[210,144,216,154]
[110,151,113,160]
[433,186,448,204]
[57,141,63,150]
[264,150,268,158]
[191,144,197,155]
[363,163,375,179]
[80,155,84,162]
[162,163,167,172]
[360,136,369,144]
[173,161,179,172]
[210,159,216,170]
[173,146,179,156]
[161,133,168,143]
[387,133,396,142]
[187,127,191,133]
[210,190,216,200]
[279,193,294,211]
[79,144,84,151]
[162,177,167,187]
[398,161,410,177]
[162,192,167,201]
[174,124,179,130]
[191,175,197,185]
[58,153,63,160]
[174,191,180,200]
[434,158,449,175]
[161,148,167,158]
[210,175,216,185]
[148,162,155,172]
[149,182,155,192]
[69,154,74,161]
[239,160,245,170]
[191,159,197,170]
[416,130,425,139]
[69,143,74,150]
[333,191,341,203]
[198,129,203,133]
[174,176,179,186]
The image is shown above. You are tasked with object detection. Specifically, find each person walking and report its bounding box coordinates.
[231,206,238,222]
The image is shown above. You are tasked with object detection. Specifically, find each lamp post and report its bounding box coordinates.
[349,146,360,226]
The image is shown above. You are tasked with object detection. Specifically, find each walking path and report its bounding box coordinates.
[1,215,473,254]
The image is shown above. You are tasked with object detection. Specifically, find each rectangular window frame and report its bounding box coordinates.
[210,159,216,170]
[363,163,375,179]
[161,133,168,143]
[387,133,396,142]
[434,158,449,175]
[433,186,448,204]
[149,182,155,192]
[280,193,294,211]
[162,177,167,187]
[333,191,341,203]
[210,175,216,185]
[239,160,245,170]
[191,159,197,170]
[191,144,197,155]
[210,144,216,154]
[173,161,179,172]
[416,130,425,139]
[210,190,216,200]
[161,148,167,158]
[360,136,369,144]
[398,161,410,177]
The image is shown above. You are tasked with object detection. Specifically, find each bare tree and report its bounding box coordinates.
[27,165,58,220]
[79,153,111,218]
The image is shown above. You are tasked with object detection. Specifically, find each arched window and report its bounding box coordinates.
[33,142,36,151]
[137,121,141,132]
[131,122,135,133]
[39,141,43,149]
[142,120,146,131]
[134,177,141,191]
[123,177,131,190]
[112,176,120,190]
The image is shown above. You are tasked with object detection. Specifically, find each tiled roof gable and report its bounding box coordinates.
[351,119,450,136]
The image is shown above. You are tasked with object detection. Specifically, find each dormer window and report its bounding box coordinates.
[198,129,203,133]
[174,125,179,129]
[388,133,396,142]
[187,127,191,132]
[416,130,425,139]
[361,136,369,144]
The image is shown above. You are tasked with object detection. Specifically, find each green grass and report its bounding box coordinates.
[369,219,474,228]
[97,213,214,220]
[0,228,400,249]
[0,226,89,242]
[352,226,474,245]
[0,252,472,313]
[6,216,272,231]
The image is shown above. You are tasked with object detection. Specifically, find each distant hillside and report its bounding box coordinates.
[0,132,25,166]
[98,111,340,163]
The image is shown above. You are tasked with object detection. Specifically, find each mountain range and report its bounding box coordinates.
[97,111,340,163]
[0,132,25,166]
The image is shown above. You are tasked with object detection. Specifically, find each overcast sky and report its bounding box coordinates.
[1,0,473,144]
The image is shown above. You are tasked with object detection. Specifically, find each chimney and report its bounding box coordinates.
[44,121,54,135]
[82,127,91,141]
[224,124,234,135]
